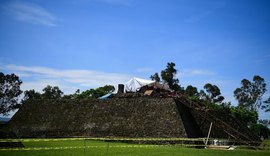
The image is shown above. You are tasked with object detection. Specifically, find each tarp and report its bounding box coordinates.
[125,77,171,92]
[98,93,113,100]
[125,77,154,92]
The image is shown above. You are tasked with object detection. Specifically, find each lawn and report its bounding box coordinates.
[0,139,269,156]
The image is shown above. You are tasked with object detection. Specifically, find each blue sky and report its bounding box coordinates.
[0,0,270,119]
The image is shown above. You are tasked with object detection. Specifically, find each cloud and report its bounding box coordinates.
[6,1,57,27]
[135,67,154,73]
[253,54,270,63]
[179,69,215,78]
[1,64,131,94]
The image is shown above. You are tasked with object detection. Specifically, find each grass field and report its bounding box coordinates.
[0,139,269,156]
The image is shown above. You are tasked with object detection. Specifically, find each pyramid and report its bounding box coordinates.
[2,96,260,144]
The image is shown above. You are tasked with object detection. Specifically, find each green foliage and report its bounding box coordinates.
[150,62,181,92]
[22,89,42,102]
[23,85,115,101]
[150,72,161,82]
[23,85,63,102]
[250,123,270,139]
[62,89,80,99]
[230,106,258,127]
[262,97,270,112]
[185,85,199,97]
[76,89,96,99]
[76,85,115,99]
[259,119,270,127]
[98,85,115,93]
[160,62,181,91]
[199,89,207,100]
[42,85,63,99]
[199,83,224,106]
[262,139,270,149]
[0,72,22,116]
[234,75,267,111]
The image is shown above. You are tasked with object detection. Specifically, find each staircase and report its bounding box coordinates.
[176,97,261,144]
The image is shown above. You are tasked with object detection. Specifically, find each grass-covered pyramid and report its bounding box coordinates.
[3,95,260,143]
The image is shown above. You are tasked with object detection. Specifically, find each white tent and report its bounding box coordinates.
[125,77,154,92]
[125,77,171,92]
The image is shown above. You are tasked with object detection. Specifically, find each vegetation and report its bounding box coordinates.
[185,85,198,97]
[230,106,258,126]
[232,75,268,138]
[22,85,63,103]
[250,123,270,139]
[161,62,181,91]
[150,72,161,82]
[262,97,270,112]
[0,72,22,116]
[22,85,115,102]
[23,89,42,101]
[204,83,224,103]
[74,85,115,99]
[234,75,266,111]
[0,139,269,156]
[154,63,269,139]
[42,85,63,100]
[151,62,181,91]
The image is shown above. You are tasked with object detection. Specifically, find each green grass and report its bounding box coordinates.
[0,139,269,156]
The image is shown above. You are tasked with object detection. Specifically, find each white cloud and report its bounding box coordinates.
[179,69,215,78]
[6,1,57,27]
[1,64,131,94]
[135,67,154,73]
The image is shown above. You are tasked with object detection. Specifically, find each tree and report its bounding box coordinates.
[76,89,96,99]
[230,106,258,127]
[150,73,161,82]
[160,62,181,91]
[97,85,115,94]
[76,85,115,99]
[234,75,267,111]
[258,119,270,127]
[199,90,207,100]
[262,97,270,112]
[42,85,63,99]
[185,85,198,97]
[249,123,270,139]
[22,89,42,102]
[202,83,224,104]
[0,72,22,115]
[63,89,80,99]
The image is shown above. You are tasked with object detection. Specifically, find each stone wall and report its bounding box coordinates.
[2,96,260,143]
[4,97,187,138]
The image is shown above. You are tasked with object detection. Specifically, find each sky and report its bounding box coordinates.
[0,0,270,119]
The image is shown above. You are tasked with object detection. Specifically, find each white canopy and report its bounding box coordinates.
[125,77,154,92]
[125,77,171,92]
